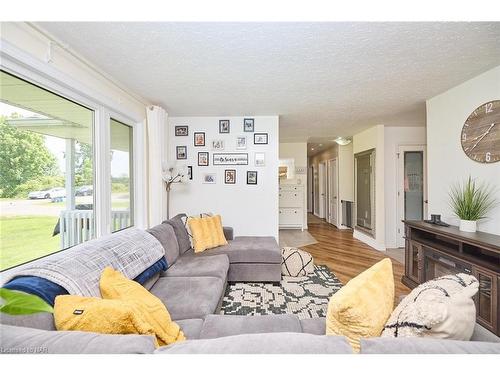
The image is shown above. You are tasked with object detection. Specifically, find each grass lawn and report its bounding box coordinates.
[0,216,60,271]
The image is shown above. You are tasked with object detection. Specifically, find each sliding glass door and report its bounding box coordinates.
[110,118,134,232]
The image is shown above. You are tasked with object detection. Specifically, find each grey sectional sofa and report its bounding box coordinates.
[1,214,499,354]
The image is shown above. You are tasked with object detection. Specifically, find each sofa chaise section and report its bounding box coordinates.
[183,236,282,282]
[149,276,225,320]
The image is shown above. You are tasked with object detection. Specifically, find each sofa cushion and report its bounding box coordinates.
[470,323,500,342]
[149,276,224,320]
[162,214,192,254]
[0,312,56,331]
[187,236,281,264]
[360,337,500,354]
[0,324,156,354]
[300,317,326,335]
[154,332,353,354]
[147,223,180,265]
[161,254,229,281]
[176,319,204,340]
[199,314,302,339]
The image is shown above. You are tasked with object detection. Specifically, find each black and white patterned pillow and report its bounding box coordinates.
[382,273,478,340]
[281,247,314,277]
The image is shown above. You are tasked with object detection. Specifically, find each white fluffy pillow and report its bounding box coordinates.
[382,273,478,340]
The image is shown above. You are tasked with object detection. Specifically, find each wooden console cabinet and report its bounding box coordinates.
[403,221,500,336]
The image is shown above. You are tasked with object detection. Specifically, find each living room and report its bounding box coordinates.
[1,0,499,371]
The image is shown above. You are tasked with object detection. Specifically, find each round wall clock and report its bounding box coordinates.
[461,100,500,163]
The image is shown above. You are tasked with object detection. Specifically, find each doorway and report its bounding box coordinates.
[397,145,427,247]
[326,158,338,226]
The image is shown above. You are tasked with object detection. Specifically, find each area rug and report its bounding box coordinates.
[219,265,343,319]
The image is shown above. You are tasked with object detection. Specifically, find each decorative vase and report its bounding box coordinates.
[459,219,477,233]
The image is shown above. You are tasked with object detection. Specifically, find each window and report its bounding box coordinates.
[110,118,134,232]
[0,70,94,270]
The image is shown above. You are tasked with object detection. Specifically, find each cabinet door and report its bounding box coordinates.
[472,266,498,333]
[406,241,422,284]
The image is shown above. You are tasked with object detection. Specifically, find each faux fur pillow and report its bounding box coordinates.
[382,273,478,340]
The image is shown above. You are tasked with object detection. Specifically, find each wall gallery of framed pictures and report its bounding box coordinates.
[172,117,270,185]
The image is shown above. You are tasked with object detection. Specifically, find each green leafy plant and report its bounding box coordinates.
[449,176,497,221]
[0,288,53,315]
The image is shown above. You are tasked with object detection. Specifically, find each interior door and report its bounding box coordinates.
[318,162,326,219]
[327,159,338,226]
[397,145,427,247]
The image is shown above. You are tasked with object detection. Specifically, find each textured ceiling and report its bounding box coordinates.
[36,22,500,141]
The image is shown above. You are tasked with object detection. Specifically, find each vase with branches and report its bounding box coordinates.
[448,176,497,232]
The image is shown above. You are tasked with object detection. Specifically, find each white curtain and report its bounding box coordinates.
[146,105,167,227]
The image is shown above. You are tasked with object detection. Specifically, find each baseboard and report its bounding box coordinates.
[353,229,386,251]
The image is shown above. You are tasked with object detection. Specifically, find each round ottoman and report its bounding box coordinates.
[281,247,314,277]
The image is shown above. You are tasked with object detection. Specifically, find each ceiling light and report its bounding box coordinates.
[333,137,352,146]
[311,148,315,151]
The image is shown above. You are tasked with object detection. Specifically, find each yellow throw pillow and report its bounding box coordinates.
[326,258,394,352]
[188,215,227,253]
[54,295,161,345]
[99,267,185,345]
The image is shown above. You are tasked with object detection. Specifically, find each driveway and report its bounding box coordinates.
[0,197,93,217]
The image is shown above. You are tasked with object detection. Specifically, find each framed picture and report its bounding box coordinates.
[198,152,209,166]
[243,118,254,132]
[219,119,230,133]
[247,171,258,185]
[175,126,188,136]
[176,146,187,160]
[187,166,193,180]
[224,169,236,184]
[213,153,249,165]
[254,133,268,145]
[194,132,205,147]
[203,173,216,184]
[212,139,225,151]
[255,152,265,167]
[236,136,247,150]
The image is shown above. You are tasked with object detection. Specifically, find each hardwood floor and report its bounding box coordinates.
[303,218,410,302]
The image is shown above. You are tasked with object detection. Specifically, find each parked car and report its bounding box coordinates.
[76,185,93,196]
[28,187,66,200]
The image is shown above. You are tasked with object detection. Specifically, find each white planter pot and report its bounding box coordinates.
[459,219,477,233]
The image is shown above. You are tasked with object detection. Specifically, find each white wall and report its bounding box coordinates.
[353,125,385,250]
[384,127,426,248]
[168,116,280,239]
[427,65,500,235]
[279,142,308,228]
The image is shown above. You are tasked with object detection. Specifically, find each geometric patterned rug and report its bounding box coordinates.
[219,265,343,319]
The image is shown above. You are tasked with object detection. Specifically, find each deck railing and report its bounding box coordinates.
[60,210,131,248]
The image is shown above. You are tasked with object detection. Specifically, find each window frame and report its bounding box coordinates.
[1,40,146,257]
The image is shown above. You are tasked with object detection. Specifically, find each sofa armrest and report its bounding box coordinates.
[223,227,234,241]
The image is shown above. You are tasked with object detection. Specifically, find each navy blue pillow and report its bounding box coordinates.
[133,258,168,285]
[3,276,69,306]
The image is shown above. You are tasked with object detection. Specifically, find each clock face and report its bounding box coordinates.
[461,100,500,163]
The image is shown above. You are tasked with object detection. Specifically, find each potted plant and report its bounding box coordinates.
[449,176,497,233]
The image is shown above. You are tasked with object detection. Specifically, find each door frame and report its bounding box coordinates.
[326,158,339,226]
[308,165,313,213]
[396,145,427,247]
